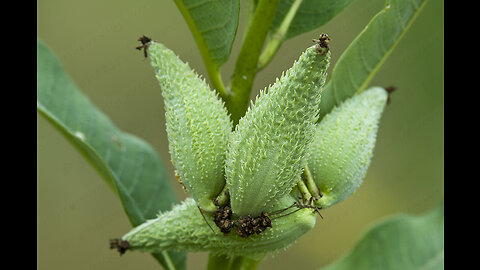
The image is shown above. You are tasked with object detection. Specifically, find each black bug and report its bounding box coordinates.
[198,203,274,238]
[270,196,324,220]
[136,35,152,58]
[110,238,130,255]
[313,34,331,55]
[234,211,273,238]
[213,205,235,234]
[198,197,323,239]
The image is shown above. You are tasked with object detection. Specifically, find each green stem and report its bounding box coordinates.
[231,255,263,270]
[297,179,312,202]
[159,251,177,270]
[303,165,320,198]
[258,0,304,71]
[225,0,281,125]
[240,256,262,270]
[209,66,228,101]
[207,253,232,270]
[214,184,230,207]
[243,0,258,43]
[207,254,263,270]
[229,257,245,270]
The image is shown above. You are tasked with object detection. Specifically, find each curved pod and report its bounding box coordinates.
[149,42,232,211]
[308,87,388,209]
[225,45,330,217]
[121,197,316,258]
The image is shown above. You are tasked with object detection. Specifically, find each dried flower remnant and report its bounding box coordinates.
[110,238,130,255]
[313,33,331,55]
[136,35,152,58]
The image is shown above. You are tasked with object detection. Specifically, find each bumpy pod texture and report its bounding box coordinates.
[149,42,233,211]
[308,87,388,209]
[122,197,316,258]
[225,46,330,217]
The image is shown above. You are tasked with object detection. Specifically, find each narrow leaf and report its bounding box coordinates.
[259,0,354,70]
[271,0,355,40]
[321,201,444,270]
[36,39,185,270]
[173,0,240,97]
[318,0,428,119]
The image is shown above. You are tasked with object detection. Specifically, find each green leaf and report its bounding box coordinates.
[36,39,185,270]
[258,0,354,69]
[321,201,444,270]
[173,0,240,98]
[318,0,428,120]
[271,0,355,40]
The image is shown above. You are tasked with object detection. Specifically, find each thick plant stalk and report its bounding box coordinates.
[258,0,304,70]
[148,42,233,212]
[308,87,388,209]
[226,0,282,125]
[207,254,262,270]
[225,45,330,217]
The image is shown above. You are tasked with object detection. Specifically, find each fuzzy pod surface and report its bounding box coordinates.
[148,42,233,211]
[121,197,316,258]
[308,87,388,209]
[225,45,330,217]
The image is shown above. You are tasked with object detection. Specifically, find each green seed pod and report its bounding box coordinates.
[225,45,330,217]
[308,87,388,209]
[119,196,316,258]
[148,42,233,211]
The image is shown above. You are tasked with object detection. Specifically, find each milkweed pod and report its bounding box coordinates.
[308,87,388,209]
[148,42,233,211]
[119,196,316,258]
[225,45,331,217]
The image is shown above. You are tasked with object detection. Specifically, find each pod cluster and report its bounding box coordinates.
[149,42,330,217]
[116,40,389,256]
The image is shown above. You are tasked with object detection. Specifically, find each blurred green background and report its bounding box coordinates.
[37,0,443,269]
